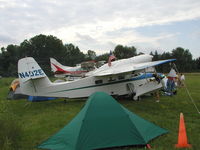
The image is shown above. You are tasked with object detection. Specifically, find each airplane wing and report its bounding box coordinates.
[93,59,176,76]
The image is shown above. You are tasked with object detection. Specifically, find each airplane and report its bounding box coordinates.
[50,58,88,77]
[18,54,175,100]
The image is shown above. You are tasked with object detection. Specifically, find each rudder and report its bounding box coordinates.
[18,57,51,96]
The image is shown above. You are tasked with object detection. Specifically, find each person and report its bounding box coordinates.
[166,68,177,96]
[152,73,165,102]
[154,90,160,102]
[180,73,185,87]
[152,73,161,83]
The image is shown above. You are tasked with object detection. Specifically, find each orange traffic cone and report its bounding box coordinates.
[175,113,191,148]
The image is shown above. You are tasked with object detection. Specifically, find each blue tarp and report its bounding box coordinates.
[28,96,57,102]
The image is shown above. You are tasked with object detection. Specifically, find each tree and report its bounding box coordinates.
[95,53,109,62]
[0,35,88,76]
[85,50,96,60]
[0,49,4,76]
[0,45,19,76]
[153,50,159,61]
[150,50,165,72]
[1,34,199,77]
[113,45,137,59]
[172,47,193,72]
[19,34,65,59]
[18,34,66,75]
[195,57,200,71]
[64,44,85,66]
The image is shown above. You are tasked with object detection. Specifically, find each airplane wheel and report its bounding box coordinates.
[133,96,138,101]
[133,96,141,101]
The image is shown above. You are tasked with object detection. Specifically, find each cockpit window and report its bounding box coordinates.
[108,77,116,82]
[118,75,125,80]
[95,80,103,84]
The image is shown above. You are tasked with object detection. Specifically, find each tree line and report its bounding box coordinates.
[0,34,199,77]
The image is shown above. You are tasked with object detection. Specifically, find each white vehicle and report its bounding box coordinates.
[50,58,87,77]
[18,54,175,100]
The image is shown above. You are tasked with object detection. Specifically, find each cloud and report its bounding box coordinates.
[0,34,17,46]
[1,0,200,56]
[75,33,115,54]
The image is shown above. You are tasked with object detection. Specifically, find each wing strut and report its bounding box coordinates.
[126,83,137,100]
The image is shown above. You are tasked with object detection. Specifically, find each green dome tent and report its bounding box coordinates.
[38,92,168,150]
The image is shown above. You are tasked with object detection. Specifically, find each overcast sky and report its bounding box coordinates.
[1,0,200,58]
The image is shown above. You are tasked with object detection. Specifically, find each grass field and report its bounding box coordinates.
[0,74,200,150]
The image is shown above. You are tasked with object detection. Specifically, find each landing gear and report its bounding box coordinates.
[133,96,140,101]
[64,99,67,103]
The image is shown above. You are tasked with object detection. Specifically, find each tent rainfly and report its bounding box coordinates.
[38,92,168,150]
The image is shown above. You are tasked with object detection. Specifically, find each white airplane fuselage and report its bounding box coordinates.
[21,72,162,99]
[18,54,173,100]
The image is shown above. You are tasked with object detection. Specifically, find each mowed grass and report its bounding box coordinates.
[0,74,200,150]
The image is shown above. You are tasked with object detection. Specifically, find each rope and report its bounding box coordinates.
[184,84,200,114]
[173,63,200,114]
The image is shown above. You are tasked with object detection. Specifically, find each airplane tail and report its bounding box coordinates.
[50,58,66,73]
[18,57,51,96]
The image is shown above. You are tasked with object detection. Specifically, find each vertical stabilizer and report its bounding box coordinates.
[50,58,67,72]
[18,57,46,82]
[18,57,51,96]
[50,58,59,72]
